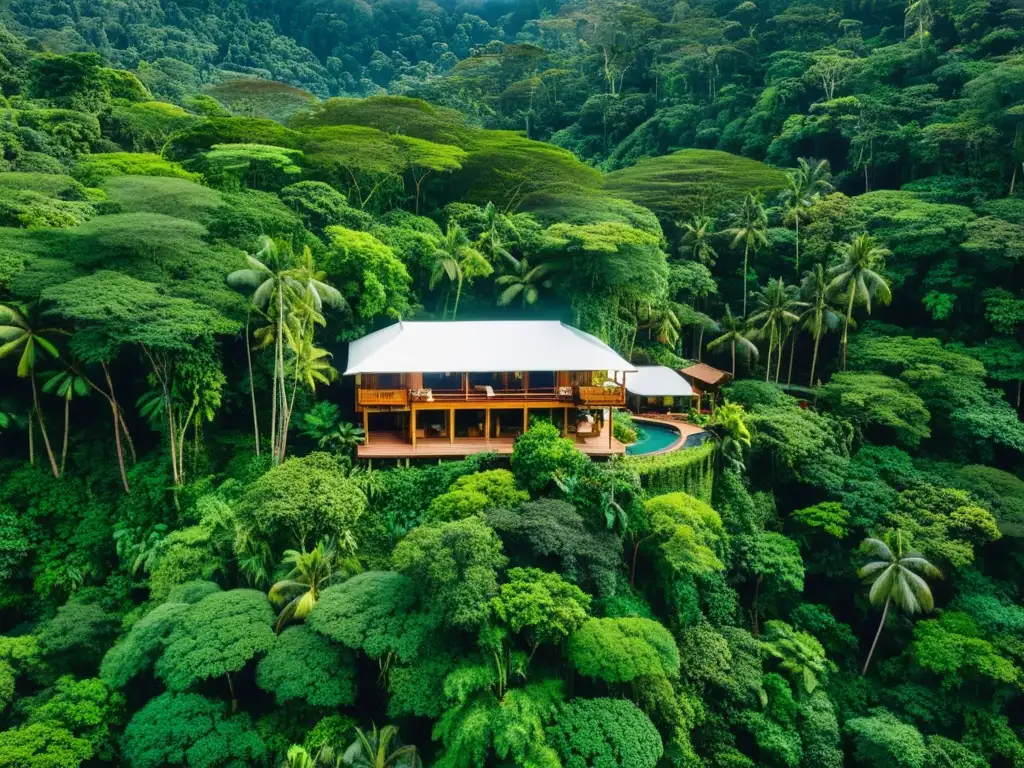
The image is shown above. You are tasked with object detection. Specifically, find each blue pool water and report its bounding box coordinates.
[626,420,682,455]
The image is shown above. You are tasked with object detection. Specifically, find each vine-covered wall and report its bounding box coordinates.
[624,440,716,501]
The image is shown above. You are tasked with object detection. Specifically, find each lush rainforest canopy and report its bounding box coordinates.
[0,0,1022,766]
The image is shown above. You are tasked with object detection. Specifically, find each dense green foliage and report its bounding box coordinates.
[0,2,1021,766]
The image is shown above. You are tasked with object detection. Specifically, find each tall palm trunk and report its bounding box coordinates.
[31,370,60,478]
[742,243,750,317]
[765,333,774,382]
[862,596,890,675]
[787,330,797,385]
[452,277,463,320]
[809,331,822,387]
[244,314,260,456]
[731,341,737,379]
[841,284,856,371]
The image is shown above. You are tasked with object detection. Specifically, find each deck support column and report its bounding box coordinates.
[411,407,417,450]
[362,409,369,446]
[449,408,455,444]
[484,408,491,442]
[523,406,528,434]
[562,407,568,437]
[608,407,613,448]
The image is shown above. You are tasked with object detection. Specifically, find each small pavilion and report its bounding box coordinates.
[680,363,731,413]
[625,366,695,414]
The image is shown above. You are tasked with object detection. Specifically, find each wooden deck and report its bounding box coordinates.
[358,422,625,460]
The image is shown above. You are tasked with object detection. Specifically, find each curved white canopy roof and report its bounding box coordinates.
[345,321,636,375]
[625,365,694,397]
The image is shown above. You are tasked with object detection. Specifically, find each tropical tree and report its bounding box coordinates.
[800,264,842,386]
[269,539,355,633]
[748,279,804,382]
[679,214,718,266]
[40,368,90,476]
[706,304,759,378]
[636,300,682,348]
[708,401,752,473]
[497,259,552,307]
[827,233,892,370]
[477,201,517,268]
[431,221,487,319]
[725,193,769,316]
[228,238,295,464]
[779,158,832,274]
[342,724,421,768]
[0,303,65,477]
[857,532,941,675]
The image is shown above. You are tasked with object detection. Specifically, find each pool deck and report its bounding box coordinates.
[630,416,707,456]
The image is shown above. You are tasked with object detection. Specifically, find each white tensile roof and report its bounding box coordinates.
[625,365,695,397]
[344,321,637,375]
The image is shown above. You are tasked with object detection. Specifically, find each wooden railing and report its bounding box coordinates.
[358,388,409,407]
[576,385,625,406]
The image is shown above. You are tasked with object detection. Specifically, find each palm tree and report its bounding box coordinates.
[827,233,892,371]
[497,259,552,307]
[636,301,682,348]
[857,532,941,675]
[40,368,90,476]
[430,222,470,319]
[283,745,345,768]
[342,724,421,768]
[0,303,65,477]
[269,539,354,633]
[478,202,517,268]
[725,193,769,317]
[706,305,759,378]
[679,214,718,266]
[748,279,804,382]
[229,239,294,464]
[800,264,842,386]
[780,158,832,274]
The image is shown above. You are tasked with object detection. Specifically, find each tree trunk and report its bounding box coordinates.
[697,326,705,362]
[101,363,130,493]
[1011,162,1018,196]
[731,340,737,379]
[842,285,856,371]
[28,408,34,466]
[861,596,890,676]
[809,332,821,387]
[742,243,750,317]
[244,315,260,456]
[765,335,774,382]
[31,370,60,478]
[226,672,238,713]
[60,396,69,477]
[787,330,797,385]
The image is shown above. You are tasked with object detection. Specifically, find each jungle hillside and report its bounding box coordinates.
[0,0,1023,766]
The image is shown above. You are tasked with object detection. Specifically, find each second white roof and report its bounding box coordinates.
[625,365,695,397]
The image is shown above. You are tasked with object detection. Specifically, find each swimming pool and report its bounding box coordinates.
[626,419,683,455]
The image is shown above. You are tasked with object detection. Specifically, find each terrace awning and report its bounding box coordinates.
[680,363,731,389]
[344,320,637,375]
[625,366,694,397]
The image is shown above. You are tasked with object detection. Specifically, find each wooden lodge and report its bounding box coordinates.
[344,320,637,459]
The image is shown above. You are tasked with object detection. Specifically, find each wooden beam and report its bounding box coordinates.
[562,407,568,437]
[449,408,455,445]
[362,409,369,446]
[411,406,417,449]
[484,408,491,442]
[523,406,528,433]
[463,373,469,401]
[608,407,613,448]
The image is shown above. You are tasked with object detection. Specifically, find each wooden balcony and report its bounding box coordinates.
[357,388,409,407]
[576,385,625,406]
